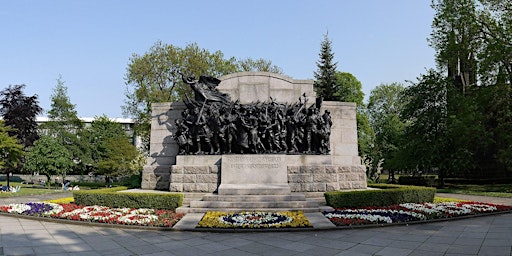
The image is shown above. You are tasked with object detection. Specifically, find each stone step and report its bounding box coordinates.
[181,192,209,204]
[302,192,328,206]
[176,206,328,214]
[189,200,318,209]
[199,193,307,202]
[217,184,291,195]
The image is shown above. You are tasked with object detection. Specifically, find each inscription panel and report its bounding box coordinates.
[221,155,287,184]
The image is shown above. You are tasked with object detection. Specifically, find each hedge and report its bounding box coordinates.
[73,187,183,210]
[0,175,25,182]
[324,184,436,208]
[398,175,437,187]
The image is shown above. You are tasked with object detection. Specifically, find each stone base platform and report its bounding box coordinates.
[165,155,367,194]
[177,192,333,214]
[217,184,291,195]
[176,155,335,214]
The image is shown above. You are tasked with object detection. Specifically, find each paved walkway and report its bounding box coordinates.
[0,192,511,255]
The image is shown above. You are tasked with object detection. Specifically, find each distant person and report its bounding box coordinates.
[55,176,60,189]
[63,180,71,190]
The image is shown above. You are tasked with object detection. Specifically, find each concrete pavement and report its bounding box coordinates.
[0,192,511,255]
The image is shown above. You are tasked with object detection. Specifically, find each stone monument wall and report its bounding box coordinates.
[141,72,367,191]
[217,72,316,104]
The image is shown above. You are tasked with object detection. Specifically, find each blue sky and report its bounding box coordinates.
[1,1,436,118]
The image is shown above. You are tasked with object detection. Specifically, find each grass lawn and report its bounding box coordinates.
[437,184,512,198]
[377,174,512,198]
[0,182,68,198]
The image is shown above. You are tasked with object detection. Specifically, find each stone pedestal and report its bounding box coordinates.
[217,155,290,195]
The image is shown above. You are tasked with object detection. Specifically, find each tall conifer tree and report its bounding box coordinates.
[41,76,87,175]
[314,33,338,101]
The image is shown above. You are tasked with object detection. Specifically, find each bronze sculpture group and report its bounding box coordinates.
[173,74,332,155]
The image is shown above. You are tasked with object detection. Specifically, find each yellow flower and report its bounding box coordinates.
[44,197,75,204]
[196,210,312,229]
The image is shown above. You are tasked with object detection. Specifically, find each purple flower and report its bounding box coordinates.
[23,202,54,215]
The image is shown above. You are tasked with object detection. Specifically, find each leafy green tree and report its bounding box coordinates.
[427,0,512,179]
[367,83,407,182]
[445,87,489,178]
[40,76,89,173]
[476,0,512,175]
[430,0,479,94]
[124,41,284,151]
[23,135,74,187]
[237,58,283,74]
[97,137,141,182]
[124,41,238,151]
[400,70,449,183]
[0,84,42,148]
[477,0,512,86]
[80,115,141,183]
[334,72,364,103]
[314,33,338,101]
[0,121,24,186]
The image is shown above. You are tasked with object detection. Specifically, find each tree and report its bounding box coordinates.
[427,0,512,179]
[314,33,338,101]
[97,137,141,184]
[40,76,88,173]
[476,0,512,175]
[23,135,74,187]
[124,41,238,151]
[430,0,480,94]
[400,70,449,183]
[80,115,141,184]
[237,58,283,74]
[367,83,407,182]
[477,0,512,86]
[45,76,83,130]
[0,121,24,187]
[0,84,42,148]
[334,72,364,103]
[124,41,283,151]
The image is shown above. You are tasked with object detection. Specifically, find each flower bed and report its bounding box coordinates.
[197,211,312,229]
[324,202,512,226]
[0,202,183,227]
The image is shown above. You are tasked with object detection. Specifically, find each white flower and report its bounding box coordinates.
[130,208,155,215]
[398,202,496,216]
[42,203,64,216]
[218,212,293,227]
[6,204,31,214]
[118,214,158,225]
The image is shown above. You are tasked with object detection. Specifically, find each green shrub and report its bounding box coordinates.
[70,181,108,189]
[324,184,435,208]
[118,174,142,188]
[398,175,437,187]
[0,175,25,182]
[73,187,183,210]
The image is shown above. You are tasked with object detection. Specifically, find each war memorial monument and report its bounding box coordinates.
[141,72,367,213]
